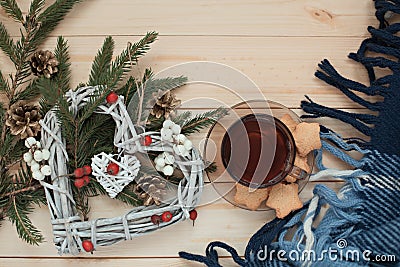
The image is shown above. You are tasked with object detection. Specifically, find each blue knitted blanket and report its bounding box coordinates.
[179,0,400,266]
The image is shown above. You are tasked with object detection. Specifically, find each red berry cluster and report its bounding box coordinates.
[150,210,198,227]
[151,211,173,226]
[74,165,92,188]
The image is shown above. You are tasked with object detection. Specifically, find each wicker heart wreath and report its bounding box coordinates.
[39,86,204,255]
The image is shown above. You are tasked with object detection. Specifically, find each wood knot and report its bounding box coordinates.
[305,6,334,24]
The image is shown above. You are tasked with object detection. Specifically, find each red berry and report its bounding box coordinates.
[74,178,85,188]
[142,135,152,146]
[161,211,173,222]
[82,240,94,253]
[189,209,198,226]
[74,168,84,178]
[151,214,161,226]
[83,175,90,186]
[106,92,119,104]
[106,162,119,175]
[83,165,92,175]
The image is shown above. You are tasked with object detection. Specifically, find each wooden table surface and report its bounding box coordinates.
[0,1,376,266]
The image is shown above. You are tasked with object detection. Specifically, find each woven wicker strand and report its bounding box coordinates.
[40,86,204,255]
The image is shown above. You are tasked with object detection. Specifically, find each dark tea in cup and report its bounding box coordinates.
[221,113,301,188]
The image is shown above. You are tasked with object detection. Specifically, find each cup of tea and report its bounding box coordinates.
[221,113,308,189]
[203,100,313,211]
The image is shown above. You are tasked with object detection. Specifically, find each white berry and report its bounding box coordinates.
[175,134,186,144]
[35,141,42,149]
[162,165,174,176]
[161,128,173,141]
[164,153,175,165]
[41,149,50,160]
[41,165,52,176]
[155,157,166,167]
[32,170,45,181]
[33,150,43,161]
[163,119,174,129]
[171,124,181,135]
[23,152,33,163]
[184,139,193,150]
[25,137,37,148]
[155,164,163,172]
[30,161,40,172]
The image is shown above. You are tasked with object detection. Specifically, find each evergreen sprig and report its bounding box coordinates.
[0,0,23,23]
[177,107,229,135]
[32,0,82,48]
[108,32,158,88]
[0,22,17,64]
[88,36,115,86]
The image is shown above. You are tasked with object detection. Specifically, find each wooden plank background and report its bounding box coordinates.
[0,1,377,266]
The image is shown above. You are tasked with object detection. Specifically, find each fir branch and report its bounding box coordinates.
[118,76,138,105]
[11,79,41,104]
[88,36,114,86]
[181,107,229,135]
[0,0,23,23]
[6,186,44,245]
[32,0,82,48]
[29,0,46,18]
[171,111,192,125]
[0,184,42,198]
[37,77,57,116]
[0,70,10,97]
[107,32,158,88]
[53,36,71,95]
[0,22,17,65]
[77,85,111,123]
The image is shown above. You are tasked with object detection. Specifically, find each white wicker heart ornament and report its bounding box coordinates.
[91,153,141,198]
[39,86,204,255]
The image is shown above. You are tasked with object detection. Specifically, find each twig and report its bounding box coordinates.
[0,184,42,198]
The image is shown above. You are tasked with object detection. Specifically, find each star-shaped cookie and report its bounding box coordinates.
[266,183,303,218]
[234,183,271,211]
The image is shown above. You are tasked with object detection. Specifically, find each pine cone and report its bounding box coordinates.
[30,50,59,78]
[134,175,167,206]
[149,90,181,119]
[6,102,41,139]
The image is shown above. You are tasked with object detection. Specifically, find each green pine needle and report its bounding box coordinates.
[0,70,10,96]
[172,111,192,125]
[11,80,41,104]
[0,0,23,23]
[28,0,46,18]
[107,32,158,89]
[6,197,44,245]
[88,36,115,86]
[32,0,83,48]
[0,22,17,65]
[54,36,71,95]
[181,107,228,135]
